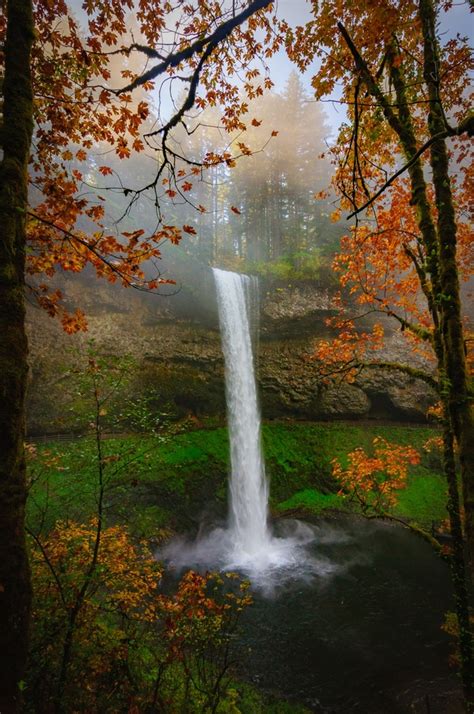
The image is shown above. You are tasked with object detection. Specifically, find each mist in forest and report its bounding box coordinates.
[59,70,344,298]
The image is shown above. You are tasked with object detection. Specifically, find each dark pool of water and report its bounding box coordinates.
[237,518,460,713]
[162,516,462,713]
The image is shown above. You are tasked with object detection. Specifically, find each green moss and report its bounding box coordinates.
[274,473,448,528]
[162,444,208,465]
[394,472,447,525]
[277,489,344,514]
[125,504,172,539]
[27,422,447,535]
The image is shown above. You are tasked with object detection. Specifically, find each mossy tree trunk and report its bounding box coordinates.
[443,419,474,709]
[419,0,474,571]
[391,2,474,702]
[345,0,473,567]
[339,3,473,707]
[0,0,34,711]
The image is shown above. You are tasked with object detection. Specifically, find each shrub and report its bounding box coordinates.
[27,520,251,712]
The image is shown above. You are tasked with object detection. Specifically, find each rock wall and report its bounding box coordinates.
[26,272,436,435]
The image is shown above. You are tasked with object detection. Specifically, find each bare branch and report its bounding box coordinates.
[144,40,216,142]
[26,527,67,608]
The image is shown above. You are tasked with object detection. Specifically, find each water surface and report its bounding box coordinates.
[237,517,459,713]
[162,516,460,713]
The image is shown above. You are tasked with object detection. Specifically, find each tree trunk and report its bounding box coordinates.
[419,0,474,570]
[443,420,474,711]
[0,1,34,711]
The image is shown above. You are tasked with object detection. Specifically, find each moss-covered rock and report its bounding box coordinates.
[27,423,447,537]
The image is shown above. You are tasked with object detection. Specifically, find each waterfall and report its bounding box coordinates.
[161,268,322,582]
[212,268,270,556]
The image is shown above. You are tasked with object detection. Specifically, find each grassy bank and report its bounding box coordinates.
[27,422,447,538]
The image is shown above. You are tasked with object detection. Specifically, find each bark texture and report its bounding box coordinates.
[339,4,473,709]
[419,0,474,573]
[443,421,474,710]
[0,0,34,710]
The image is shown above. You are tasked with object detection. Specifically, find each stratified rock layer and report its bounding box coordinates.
[27,274,436,435]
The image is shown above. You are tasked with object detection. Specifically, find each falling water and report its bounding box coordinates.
[161,268,331,584]
[212,268,270,556]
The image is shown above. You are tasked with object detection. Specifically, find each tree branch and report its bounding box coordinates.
[115,0,273,95]
[357,360,439,391]
[338,21,473,220]
[144,39,216,142]
[26,527,67,608]
[366,512,444,556]
[346,130,448,219]
[26,211,180,296]
[337,22,404,137]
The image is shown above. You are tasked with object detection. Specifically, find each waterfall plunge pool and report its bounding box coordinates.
[158,269,459,711]
[159,514,459,713]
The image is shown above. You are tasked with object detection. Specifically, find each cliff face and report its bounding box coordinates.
[26,273,436,435]
[258,283,435,421]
